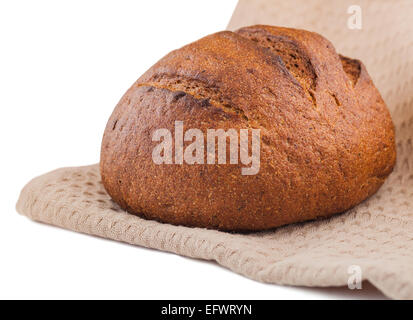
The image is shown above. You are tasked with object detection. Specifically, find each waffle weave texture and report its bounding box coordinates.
[17,0,413,299]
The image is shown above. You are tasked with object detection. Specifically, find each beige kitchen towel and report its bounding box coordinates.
[17,0,413,299]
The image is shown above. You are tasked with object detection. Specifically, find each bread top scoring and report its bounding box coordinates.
[135,25,395,184]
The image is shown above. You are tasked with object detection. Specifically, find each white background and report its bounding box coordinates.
[0,0,386,299]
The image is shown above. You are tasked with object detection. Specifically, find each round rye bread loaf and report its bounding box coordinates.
[100,25,396,231]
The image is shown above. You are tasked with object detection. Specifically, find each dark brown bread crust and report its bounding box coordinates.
[100,25,396,231]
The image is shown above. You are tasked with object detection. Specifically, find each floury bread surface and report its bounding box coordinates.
[100,25,396,231]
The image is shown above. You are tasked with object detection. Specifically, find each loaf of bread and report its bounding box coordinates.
[100,25,396,231]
